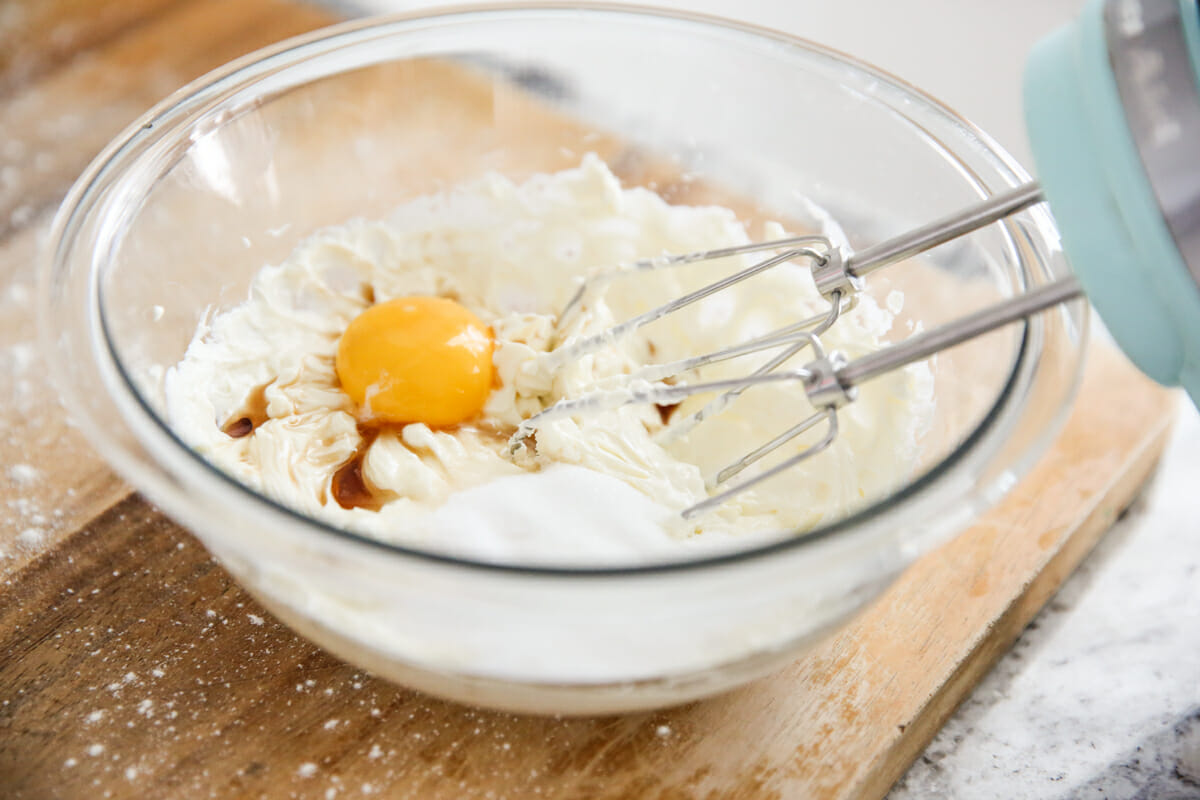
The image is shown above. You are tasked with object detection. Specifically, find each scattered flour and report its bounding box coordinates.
[6,282,30,305]
[8,463,37,484]
[16,527,42,545]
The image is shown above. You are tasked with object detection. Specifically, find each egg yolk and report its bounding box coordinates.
[335,296,494,427]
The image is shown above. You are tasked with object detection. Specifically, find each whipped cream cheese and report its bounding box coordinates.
[164,156,934,565]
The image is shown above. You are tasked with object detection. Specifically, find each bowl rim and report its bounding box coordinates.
[52,1,1079,577]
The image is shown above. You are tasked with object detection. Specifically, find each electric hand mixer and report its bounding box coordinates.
[510,0,1200,518]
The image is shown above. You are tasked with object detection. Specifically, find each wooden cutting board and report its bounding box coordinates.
[0,1,1178,798]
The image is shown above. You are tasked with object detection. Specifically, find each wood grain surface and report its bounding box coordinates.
[0,1,1179,798]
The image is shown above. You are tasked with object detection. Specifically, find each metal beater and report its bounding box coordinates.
[509,184,1079,518]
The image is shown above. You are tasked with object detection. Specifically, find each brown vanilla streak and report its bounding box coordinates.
[221,383,272,438]
[331,427,383,511]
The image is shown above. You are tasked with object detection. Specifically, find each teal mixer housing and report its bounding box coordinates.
[1026,0,1200,406]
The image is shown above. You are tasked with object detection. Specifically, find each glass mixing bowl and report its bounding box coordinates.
[41,4,1086,714]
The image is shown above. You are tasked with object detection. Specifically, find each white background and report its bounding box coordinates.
[334,0,1082,166]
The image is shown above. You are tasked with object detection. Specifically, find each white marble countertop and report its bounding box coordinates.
[327,0,1200,795]
[891,408,1200,798]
